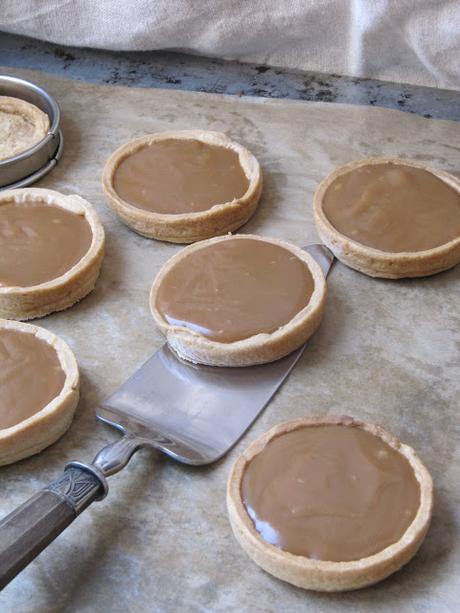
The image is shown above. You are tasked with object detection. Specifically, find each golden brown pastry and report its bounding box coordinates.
[227,416,433,591]
[102,130,262,243]
[314,157,460,278]
[0,96,50,161]
[0,187,105,320]
[0,319,79,466]
[150,234,327,366]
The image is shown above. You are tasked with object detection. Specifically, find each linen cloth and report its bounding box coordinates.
[0,1,459,89]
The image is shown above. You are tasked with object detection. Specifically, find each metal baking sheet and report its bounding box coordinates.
[0,68,459,612]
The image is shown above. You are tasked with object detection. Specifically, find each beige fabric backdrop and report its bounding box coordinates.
[1,0,459,90]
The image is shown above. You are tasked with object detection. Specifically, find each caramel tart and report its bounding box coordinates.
[0,187,105,320]
[102,130,262,243]
[150,234,327,367]
[314,158,460,278]
[227,416,433,591]
[0,319,79,466]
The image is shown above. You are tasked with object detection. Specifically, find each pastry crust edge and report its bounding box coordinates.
[0,319,80,466]
[101,130,263,243]
[313,157,460,278]
[227,415,433,592]
[0,96,50,161]
[0,187,105,320]
[150,234,327,367]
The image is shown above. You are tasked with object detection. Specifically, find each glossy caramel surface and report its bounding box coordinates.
[113,139,249,214]
[243,425,420,561]
[155,238,314,343]
[0,202,92,287]
[323,163,460,252]
[0,328,65,429]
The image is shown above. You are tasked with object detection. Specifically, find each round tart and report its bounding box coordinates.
[150,234,327,367]
[227,416,433,592]
[0,187,105,320]
[102,130,262,243]
[313,158,460,278]
[0,96,50,161]
[0,319,79,466]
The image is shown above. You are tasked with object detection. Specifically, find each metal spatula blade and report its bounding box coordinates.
[97,244,334,466]
[97,344,305,465]
[0,244,333,590]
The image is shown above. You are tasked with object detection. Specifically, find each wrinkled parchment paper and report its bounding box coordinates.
[0,69,459,612]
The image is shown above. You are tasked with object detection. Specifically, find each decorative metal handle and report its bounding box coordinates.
[0,435,142,590]
[0,466,102,590]
[92,433,142,477]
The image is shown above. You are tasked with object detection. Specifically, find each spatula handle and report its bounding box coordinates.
[0,465,103,590]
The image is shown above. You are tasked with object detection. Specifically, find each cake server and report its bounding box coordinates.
[0,243,334,590]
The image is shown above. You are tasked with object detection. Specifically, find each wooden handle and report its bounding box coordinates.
[0,466,103,590]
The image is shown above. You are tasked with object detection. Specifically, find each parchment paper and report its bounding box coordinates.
[0,68,459,613]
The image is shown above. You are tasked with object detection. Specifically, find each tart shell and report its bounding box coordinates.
[313,157,460,278]
[0,187,105,320]
[0,319,80,466]
[0,96,50,161]
[227,415,433,591]
[150,234,327,367]
[102,130,262,243]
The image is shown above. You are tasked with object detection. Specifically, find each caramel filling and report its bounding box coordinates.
[322,163,460,252]
[242,425,420,562]
[154,238,314,343]
[0,202,93,287]
[113,139,250,214]
[0,328,66,429]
